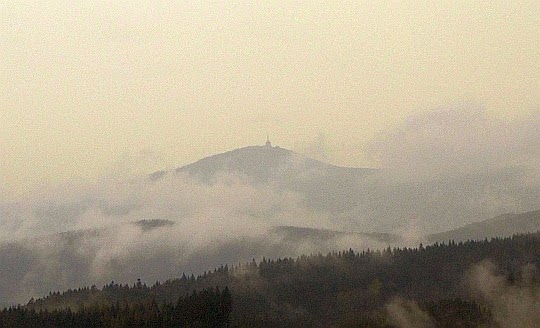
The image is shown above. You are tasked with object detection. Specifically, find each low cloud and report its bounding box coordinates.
[370,104,539,181]
[467,261,540,328]
[386,297,435,328]
[0,104,538,306]
[0,169,395,306]
[363,104,540,231]
[1,171,322,242]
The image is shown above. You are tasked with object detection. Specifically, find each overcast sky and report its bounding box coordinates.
[1,1,538,198]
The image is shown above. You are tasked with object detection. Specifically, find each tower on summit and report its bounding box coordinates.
[265,134,272,147]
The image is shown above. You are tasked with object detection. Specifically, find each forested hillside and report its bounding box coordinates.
[3,232,539,327]
[0,288,231,328]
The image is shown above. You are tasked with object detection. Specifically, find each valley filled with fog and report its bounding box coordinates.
[1,2,539,326]
[1,108,538,306]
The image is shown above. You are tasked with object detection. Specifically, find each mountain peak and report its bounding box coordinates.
[148,144,376,193]
[172,144,375,188]
[175,145,320,182]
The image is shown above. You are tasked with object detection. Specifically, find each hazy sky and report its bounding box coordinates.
[1,1,538,198]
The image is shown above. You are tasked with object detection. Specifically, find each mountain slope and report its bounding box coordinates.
[427,209,540,243]
[271,226,402,245]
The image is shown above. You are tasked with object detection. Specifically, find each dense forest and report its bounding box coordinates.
[2,232,539,327]
[0,287,231,328]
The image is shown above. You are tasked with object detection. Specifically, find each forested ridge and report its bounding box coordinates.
[2,232,539,327]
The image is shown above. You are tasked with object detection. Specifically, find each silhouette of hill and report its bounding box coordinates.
[171,144,378,217]
[175,145,375,184]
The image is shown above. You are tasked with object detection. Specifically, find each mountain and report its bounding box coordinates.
[427,209,540,243]
[150,143,540,234]
[175,144,377,213]
[2,143,538,307]
[174,144,375,184]
[172,144,380,220]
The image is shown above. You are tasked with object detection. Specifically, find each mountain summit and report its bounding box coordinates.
[175,143,375,185]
